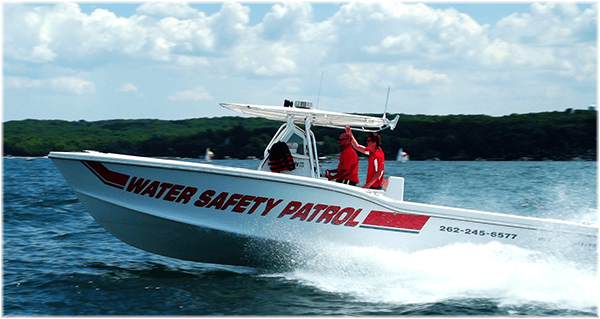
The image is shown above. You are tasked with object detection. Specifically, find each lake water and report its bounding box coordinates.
[2,157,598,315]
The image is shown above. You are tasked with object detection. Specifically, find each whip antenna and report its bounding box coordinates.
[316,71,324,109]
[383,85,391,119]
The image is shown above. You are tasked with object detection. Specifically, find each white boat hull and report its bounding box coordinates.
[50,151,597,268]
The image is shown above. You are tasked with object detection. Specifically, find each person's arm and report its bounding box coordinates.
[325,169,337,180]
[362,169,383,188]
[344,126,368,154]
[327,169,350,181]
[362,158,384,189]
[334,168,351,182]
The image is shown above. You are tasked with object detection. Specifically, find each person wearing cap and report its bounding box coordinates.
[325,133,359,186]
[344,126,385,189]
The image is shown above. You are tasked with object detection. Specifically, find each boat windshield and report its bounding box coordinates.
[286,132,305,155]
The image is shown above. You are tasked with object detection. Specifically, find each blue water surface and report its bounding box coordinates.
[2,157,597,316]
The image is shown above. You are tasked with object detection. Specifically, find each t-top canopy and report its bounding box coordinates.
[220,103,399,132]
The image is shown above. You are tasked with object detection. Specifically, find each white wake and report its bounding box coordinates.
[276,241,597,311]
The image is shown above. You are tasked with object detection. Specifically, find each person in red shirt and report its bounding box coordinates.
[326,133,359,186]
[344,126,385,189]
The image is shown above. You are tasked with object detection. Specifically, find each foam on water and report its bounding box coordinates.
[545,185,598,225]
[278,242,597,311]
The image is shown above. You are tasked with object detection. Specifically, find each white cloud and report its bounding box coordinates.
[3,3,151,62]
[136,2,199,19]
[4,2,595,79]
[335,63,450,92]
[272,77,302,94]
[48,77,95,94]
[4,76,96,95]
[334,2,487,60]
[117,83,138,92]
[174,55,210,68]
[404,65,450,85]
[482,3,597,81]
[4,76,44,89]
[168,86,213,101]
[336,64,380,91]
[1,2,596,120]
[240,42,299,76]
[493,3,595,46]
[259,2,317,41]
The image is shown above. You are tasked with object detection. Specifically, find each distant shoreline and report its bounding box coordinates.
[4,155,595,162]
[3,109,596,161]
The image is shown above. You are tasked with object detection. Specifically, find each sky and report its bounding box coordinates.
[1,1,597,122]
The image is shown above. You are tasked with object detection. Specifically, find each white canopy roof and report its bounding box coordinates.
[220,103,398,132]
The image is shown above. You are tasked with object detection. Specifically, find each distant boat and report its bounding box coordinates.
[396,148,409,163]
[204,148,214,162]
[318,156,332,163]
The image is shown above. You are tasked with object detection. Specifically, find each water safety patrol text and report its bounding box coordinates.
[125,177,362,227]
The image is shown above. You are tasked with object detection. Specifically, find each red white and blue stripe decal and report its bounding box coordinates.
[360,210,430,234]
[82,161,130,189]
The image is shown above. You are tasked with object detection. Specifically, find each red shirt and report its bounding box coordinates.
[365,148,385,188]
[338,146,359,183]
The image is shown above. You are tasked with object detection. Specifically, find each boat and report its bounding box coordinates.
[396,148,409,163]
[48,101,597,268]
[204,148,214,162]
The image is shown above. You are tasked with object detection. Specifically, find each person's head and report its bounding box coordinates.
[338,133,351,148]
[366,133,381,151]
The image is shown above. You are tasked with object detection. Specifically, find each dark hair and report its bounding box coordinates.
[368,132,381,148]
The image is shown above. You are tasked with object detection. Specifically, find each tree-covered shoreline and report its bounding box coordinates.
[3,109,596,161]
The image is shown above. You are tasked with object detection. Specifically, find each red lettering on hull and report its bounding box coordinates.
[232,195,256,213]
[194,190,215,207]
[85,162,433,232]
[290,203,313,221]
[127,177,150,194]
[176,187,197,204]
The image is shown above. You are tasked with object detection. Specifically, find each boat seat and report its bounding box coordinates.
[385,176,405,201]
